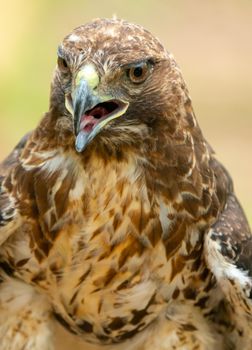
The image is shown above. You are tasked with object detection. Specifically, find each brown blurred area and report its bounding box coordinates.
[0,0,251,348]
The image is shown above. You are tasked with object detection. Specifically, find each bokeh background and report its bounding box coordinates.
[0,0,251,348]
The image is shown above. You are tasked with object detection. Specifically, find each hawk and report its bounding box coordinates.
[0,18,251,350]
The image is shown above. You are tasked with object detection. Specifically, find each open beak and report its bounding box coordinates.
[65,63,129,153]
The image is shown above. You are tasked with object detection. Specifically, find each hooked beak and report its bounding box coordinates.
[65,63,129,153]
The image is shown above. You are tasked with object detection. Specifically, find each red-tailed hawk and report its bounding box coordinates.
[0,18,251,350]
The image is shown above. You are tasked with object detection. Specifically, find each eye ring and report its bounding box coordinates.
[127,62,150,84]
[57,56,69,73]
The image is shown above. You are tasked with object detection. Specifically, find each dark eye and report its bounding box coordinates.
[57,56,69,73]
[127,62,150,83]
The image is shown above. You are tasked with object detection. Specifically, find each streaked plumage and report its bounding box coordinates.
[0,18,251,349]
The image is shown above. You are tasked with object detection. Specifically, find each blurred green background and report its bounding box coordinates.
[0,1,252,348]
[0,0,251,229]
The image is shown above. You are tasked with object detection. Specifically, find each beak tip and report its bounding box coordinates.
[75,131,89,153]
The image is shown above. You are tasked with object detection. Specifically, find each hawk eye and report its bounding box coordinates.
[127,62,150,84]
[57,56,69,73]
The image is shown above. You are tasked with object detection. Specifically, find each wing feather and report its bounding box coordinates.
[0,133,31,244]
[205,192,252,315]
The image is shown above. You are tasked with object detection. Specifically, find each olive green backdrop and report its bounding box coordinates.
[0,1,251,346]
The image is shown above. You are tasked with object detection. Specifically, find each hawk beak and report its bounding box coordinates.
[65,64,129,153]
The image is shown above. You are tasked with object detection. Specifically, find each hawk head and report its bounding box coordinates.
[49,18,194,155]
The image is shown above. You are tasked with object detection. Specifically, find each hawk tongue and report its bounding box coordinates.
[80,114,99,133]
[75,102,123,153]
[75,115,97,153]
[75,112,105,153]
[79,105,109,133]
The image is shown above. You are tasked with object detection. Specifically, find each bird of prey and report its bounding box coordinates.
[0,18,251,350]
